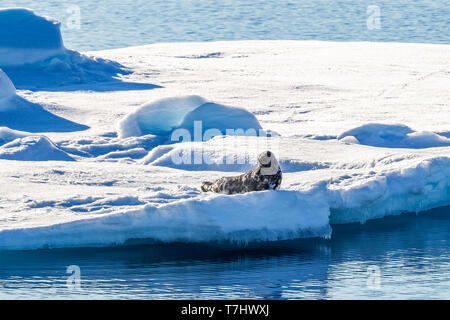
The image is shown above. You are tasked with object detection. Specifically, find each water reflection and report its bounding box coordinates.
[0,206,449,299]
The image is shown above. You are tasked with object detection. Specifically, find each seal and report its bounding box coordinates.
[201,151,282,195]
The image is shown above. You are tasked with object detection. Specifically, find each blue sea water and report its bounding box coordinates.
[1,206,450,299]
[0,0,449,299]
[1,0,449,51]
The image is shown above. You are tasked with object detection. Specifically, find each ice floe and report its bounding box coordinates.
[0,33,448,250]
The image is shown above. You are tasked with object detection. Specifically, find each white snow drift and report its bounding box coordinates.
[0,69,88,132]
[0,127,74,161]
[138,135,450,224]
[0,8,66,67]
[338,123,450,149]
[0,127,26,145]
[0,69,16,101]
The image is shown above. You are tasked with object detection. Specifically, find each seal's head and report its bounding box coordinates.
[257,151,279,175]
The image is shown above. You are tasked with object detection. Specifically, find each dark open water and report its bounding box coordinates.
[1,206,449,299]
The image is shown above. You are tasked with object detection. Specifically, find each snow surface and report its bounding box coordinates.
[0,128,74,162]
[137,135,450,225]
[0,127,27,145]
[0,190,331,250]
[0,135,74,162]
[0,33,449,249]
[0,69,88,132]
[0,69,16,100]
[338,123,450,149]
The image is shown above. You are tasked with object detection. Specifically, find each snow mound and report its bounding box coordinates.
[0,8,65,67]
[178,102,263,135]
[141,142,256,171]
[0,69,16,100]
[0,69,88,132]
[4,50,132,90]
[118,95,263,139]
[0,8,130,90]
[0,128,74,161]
[338,123,450,149]
[0,95,89,133]
[57,134,164,158]
[0,190,331,250]
[141,135,324,173]
[0,127,27,145]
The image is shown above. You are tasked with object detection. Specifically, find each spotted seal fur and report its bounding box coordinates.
[201,151,282,195]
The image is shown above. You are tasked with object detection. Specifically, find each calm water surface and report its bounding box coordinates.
[1,0,449,51]
[0,0,449,299]
[1,206,449,299]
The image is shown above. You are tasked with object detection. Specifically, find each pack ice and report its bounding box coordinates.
[0,10,448,250]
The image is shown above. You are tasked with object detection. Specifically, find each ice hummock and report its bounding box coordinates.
[0,127,74,161]
[0,127,26,145]
[0,69,16,100]
[0,8,65,67]
[118,95,263,139]
[0,136,74,162]
[118,95,207,138]
[0,69,88,132]
[0,8,131,90]
[338,123,450,149]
